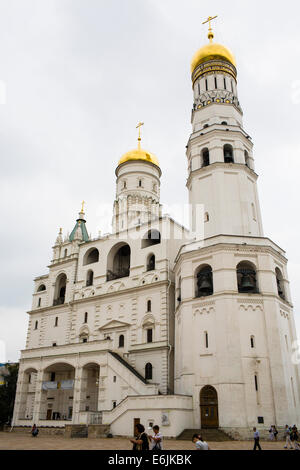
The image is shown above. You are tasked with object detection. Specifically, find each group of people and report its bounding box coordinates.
[130,424,210,451]
[130,424,163,451]
[253,424,300,450]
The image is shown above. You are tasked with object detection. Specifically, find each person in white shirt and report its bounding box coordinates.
[192,434,210,450]
[149,425,163,450]
[253,427,262,450]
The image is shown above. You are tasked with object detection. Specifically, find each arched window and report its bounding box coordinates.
[141,230,161,249]
[202,148,210,167]
[237,261,258,294]
[119,335,124,348]
[245,150,251,168]
[205,332,209,348]
[145,363,153,380]
[275,268,285,300]
[38,298,41,308]
[34,321,38,330]
[196,265,213,298]
[86,270,94,287]
[37,284,46,292]
[84,248,99,266]
[147,329,153,343]
[107,243,131,281]
[53,273,67,306]
[147,254,155,271]
[147,300,152,312]
[224,144,234,163]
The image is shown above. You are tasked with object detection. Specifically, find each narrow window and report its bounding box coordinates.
[123,181,126,189]
[224,77,227,89]
[64,249,67,257]
[147,329,153,344]
[84,312,88,324]
[251,336,255,349]
[205,332,209,349]
[145,363,153,380]
[214,76,217,89]
[113,401,117,409]
[147,300,152,312]
[231,80,234,93]
[198,82,200,95]
[205,79,208,91]
[139,180,142,187]
[55,317,58,327]
[34,321,38,330]
[113,376,117,383]
[38,298,41,308]
[254,375,258,392]
[119,335,124,348]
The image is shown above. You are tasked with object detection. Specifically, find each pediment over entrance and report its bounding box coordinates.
[98,320,131,331]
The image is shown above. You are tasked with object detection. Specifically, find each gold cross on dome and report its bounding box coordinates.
[202,15,218,42]
[136,122,144,148]
[81,200,85,213]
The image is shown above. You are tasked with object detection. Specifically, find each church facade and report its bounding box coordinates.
[12,23,300,438]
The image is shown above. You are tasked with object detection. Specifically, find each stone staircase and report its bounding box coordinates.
[177,428,234,442]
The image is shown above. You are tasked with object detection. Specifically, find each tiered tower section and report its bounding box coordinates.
[113,124,162,232]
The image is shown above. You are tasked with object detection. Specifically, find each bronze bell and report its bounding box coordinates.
[198,277,212,294]
[240,274,255,292]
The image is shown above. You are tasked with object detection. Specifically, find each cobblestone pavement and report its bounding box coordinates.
[0,433,295,450]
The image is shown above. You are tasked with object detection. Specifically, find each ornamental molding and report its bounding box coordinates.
[193,306,215,316]
[239,303,263,312]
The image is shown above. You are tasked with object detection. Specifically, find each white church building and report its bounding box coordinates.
[12,21,300,439]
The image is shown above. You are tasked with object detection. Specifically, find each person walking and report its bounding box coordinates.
[192,434,210,450]
[149,425,163,450]
[31,424,39,437]
[130,423,149,451]
[291,425,300,450]
[284,425,293,449]
[253,427,262,450]
[268,425,275,441]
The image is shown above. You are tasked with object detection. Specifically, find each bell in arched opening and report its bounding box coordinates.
[237,262,258,294]
[197,266,213,297]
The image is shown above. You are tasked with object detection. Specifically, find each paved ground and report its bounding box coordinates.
[0,433,296,450]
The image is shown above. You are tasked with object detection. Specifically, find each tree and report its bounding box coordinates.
[0,363,19,428]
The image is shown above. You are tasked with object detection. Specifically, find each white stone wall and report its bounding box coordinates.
[174,238,300,429]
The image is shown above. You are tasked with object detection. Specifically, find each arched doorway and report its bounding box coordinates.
[200,386,219,429]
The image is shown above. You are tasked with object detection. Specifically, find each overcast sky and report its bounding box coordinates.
[0,0,299,362]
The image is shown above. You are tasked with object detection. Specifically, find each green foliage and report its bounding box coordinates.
[0,363,19,427]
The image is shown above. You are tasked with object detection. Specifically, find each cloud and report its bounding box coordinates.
[0,0,300,361]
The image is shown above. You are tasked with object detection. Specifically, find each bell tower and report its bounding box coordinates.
[174,17,300,437]
[187,16,263,239]
[112,123,162,233]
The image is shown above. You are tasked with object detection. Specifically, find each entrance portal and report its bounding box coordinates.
[200,386,219,429]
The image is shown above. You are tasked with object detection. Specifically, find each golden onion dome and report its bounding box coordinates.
[191,41,236,74]
[118,147,159,167]
[118,122,160,168]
